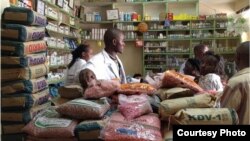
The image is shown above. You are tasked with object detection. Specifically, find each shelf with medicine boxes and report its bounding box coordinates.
[78,0,241,76]
[40,0,81,89]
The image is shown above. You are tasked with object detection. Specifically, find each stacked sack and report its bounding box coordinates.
[1,7,51,140]
[156,70,239,140]
[56,80,120,141]
[54,78,162,141]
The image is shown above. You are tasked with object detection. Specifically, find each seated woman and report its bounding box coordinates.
[183,58,200,80]
[198,52,224,92]
[65,44,93,86]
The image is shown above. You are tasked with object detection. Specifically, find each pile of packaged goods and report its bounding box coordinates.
[1,7,51,140]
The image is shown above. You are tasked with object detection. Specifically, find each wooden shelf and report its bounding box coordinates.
[46,15,58,21]
[47,29,78,39]
[49,64,67,69]
[80,21,113,24]
[190,28,214,30]
[48,78,65,85]
[48,46,72,52]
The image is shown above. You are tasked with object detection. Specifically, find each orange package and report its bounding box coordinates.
[118,83,156,95]
[162,70,203,92]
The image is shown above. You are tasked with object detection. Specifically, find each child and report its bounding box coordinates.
[198,53,224,92]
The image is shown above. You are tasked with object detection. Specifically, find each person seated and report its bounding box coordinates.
[198,52,224,92]
[183,58,200,80]
[220,41,250,125]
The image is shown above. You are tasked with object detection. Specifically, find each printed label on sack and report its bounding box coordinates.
[27,27,45,41]
[31,77,47,93]
[30,64,48,79]
[27,53,46,66]
[35,116,72,128]
[32,89,50,106]
[33,13,47,26]
[69,99,102,108]
[24,41,47,54]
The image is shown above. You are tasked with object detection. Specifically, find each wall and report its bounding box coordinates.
[234,0,249,11]
[235,0,250,41]
[199,1,235,15]
[200,0,250,41]
[0,0,10,20]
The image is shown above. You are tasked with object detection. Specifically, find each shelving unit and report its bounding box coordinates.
[40,0,80,88]
[79,0,241,76]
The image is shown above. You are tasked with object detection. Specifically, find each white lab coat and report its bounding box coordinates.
[83,50,126,83]
[65,58,86,86]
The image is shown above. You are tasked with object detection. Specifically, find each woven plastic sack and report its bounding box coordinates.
[75,119,107,141]
[56,97,110,120]
[162,70,203,92]
[84,79,120,99]
[159,94,216,120]
[155,87,194,101]
[2,88,50,110]
[171,108,239,125]
[1,40,47,56]
[26,136,77,141]
[118,83,156,95]
[118,94,153,120]
[1,64,48,82]
[2,133,26,141]
[2,24,45,42]
[22,107,78,138]
[1,123,26,134]
[1,53,46,67]
[1,102,51,124]
[1,76,47,95]
[2,7,47,26]
[58,85,82,99]
[51,97,71,106]
[101,120,162,141]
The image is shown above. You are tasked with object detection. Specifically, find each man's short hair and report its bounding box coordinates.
[104,28,123,47]
[194,44,207,53]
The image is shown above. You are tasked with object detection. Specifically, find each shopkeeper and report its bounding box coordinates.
[80,28,127,85]
[65,44,93,86]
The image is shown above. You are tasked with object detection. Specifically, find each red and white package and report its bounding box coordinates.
[101,120,162,141]
[118,94,153,120]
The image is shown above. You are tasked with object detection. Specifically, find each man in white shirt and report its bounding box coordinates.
[179,44,209,74]
[79,28,127,86]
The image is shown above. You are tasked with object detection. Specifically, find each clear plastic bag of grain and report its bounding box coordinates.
[159,94,216,120]
[170,108,239,125]
[118,94,153,120]
[101,119,162,141]
[56,97,110,120]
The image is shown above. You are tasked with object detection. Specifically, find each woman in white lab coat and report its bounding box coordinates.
[65,44,93,85]
[80,28,127,85]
